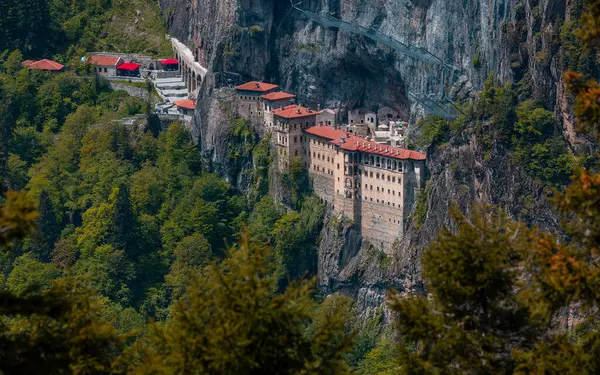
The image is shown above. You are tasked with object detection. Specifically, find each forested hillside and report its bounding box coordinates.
[2,0,600,373]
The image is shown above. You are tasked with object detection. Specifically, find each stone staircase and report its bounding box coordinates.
[154,76,188,103]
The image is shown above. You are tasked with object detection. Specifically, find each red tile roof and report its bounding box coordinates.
[27,59,64,71]
[117,62,141,71]
[89,55,123,66]
[304,126,349,140]
[235,81,279,92]
[173,100,197,110]
[261,91,296,101]
[21,60,35,67]
[305,126,426,161]
[272,105,319,119]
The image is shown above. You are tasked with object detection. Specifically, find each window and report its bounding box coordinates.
[104,68,107,73]
[392,177,396,183]
[376,173,380,180]
[370,185,373,190]
[337,164,340,170]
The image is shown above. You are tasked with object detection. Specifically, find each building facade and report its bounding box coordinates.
[234,82,426,252]
[89,55,124,76]
[262,91,296,130]
[271,105,317,170]
[235,81,279,125]
[303,127,425,252]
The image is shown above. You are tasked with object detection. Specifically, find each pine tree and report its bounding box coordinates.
[388,1,600,373]
[109,184,138,258]
[32,191,59,262]
[132,232,354,375]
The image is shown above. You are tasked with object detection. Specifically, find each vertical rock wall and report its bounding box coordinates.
[160,0,585,317]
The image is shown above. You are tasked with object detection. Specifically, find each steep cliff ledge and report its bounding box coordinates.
[160,0,589,316]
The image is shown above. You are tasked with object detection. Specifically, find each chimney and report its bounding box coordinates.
[254,82,260,89]
[296,109,301,114]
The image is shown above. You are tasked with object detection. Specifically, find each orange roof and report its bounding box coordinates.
[304,126,349,140]
[261,91,296,101]
[304,126,426,161]
[89,55,123,66]
[21,60,35,67]
[173,100,197,110]
[27,59,64,71]
[235,81,279,92]
[272,105,319,119]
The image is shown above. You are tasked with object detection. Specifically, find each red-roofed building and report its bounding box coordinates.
[261,91,296,101]
[235,81,280,124]
[89,55,124,76]
[235,81,279,92]
[21,60,35,67]
[26,59,65,72]
[272,105,318,170]
[262,92,297,129]
[301,125,426,250]
[173,100,197,116]
[117,62,141,77]
[231,80,428,252]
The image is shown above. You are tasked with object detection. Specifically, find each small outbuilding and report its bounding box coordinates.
[117,62,142,77]
[161,58,179,71]
[89,55,124,76]
[25,59,65,72]
[173,99,197,116]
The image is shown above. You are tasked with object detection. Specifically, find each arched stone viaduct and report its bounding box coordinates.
[168,35,208,95]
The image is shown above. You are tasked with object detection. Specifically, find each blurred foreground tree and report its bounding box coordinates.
[132,232,355,375]
[388,1,600,373]
[0,191,129,374]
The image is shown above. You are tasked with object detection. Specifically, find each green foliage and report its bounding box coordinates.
[132,233,354,374]
[472,54,482,69]
[415,76,573,187]
[0,191,38,248]
[0,277,130,375]
[413,115,449,147]
[388,207,534,373]
[356,334,402,375]
[512,100,574,185]
[6,253,60,297]
[271,196,326,286]
[1,0,170,58]
[411,184,428,228]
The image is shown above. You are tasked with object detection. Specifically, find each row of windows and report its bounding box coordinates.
[357,184,401,196]
[360,196,401,207]
[362,171,401,184]
[240,95,260,101]
[337,191,401,208]
[277,121,312,131]
[312,165,334,175]
[97,67,108,73]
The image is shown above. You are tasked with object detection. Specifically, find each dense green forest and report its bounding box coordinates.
[2,0,600,373]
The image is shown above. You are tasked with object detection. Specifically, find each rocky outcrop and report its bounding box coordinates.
[160,0,590,316]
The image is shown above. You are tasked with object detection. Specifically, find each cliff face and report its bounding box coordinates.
[162,0,572,114]
[160,0,581,316]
